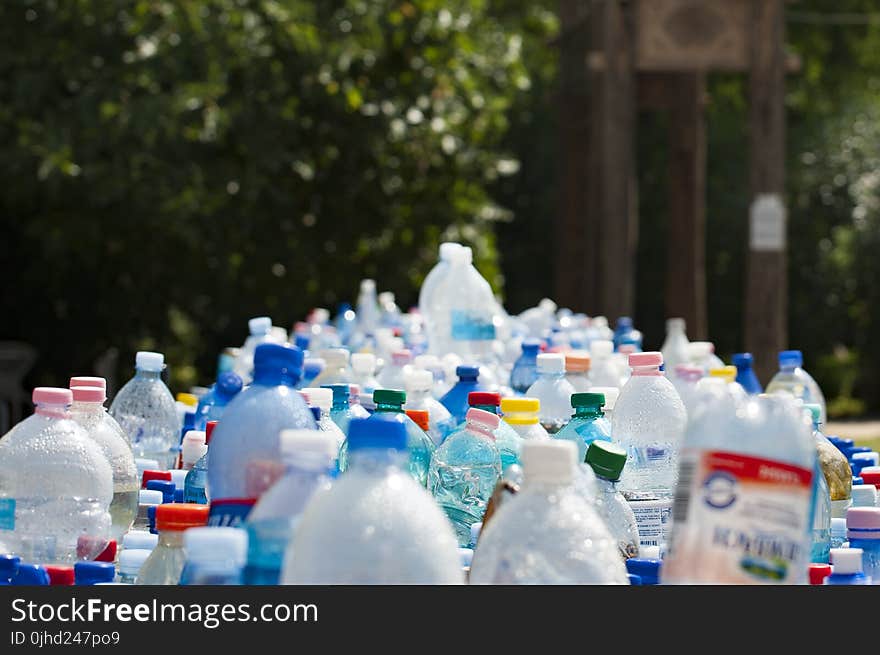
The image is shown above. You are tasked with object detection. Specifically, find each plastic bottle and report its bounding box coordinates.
[301,387,346,458]
[440,365,486,425]
[377,349,413,391]
[429,408,503,545]
[612,317,635,350]
[207,343,316,527]
[413,354,449,398]
[179,527,247,585]
[322,384,356,436]
[500,397,549,442]
[194,372,243,430]
[0,388,113,563]
[310,349,353,388]
[688,342,725,373]
[350,353,381,394]
[846,507,880,583]
[510,339,541,394]
[356,279,381,338]
[283,418,463,584]
[661,318,690,374]
[588,386,620,425]
[116,549,150,584]
[109,352,180,469]
[403,369,457,446]
[135,504,209,585]
[662,388,817,584]
[589,340,622,388]
[704,366,747,397]
[347,384,371,419]
[419,242,463,326]
[459,392,523,473]
[563,351,591,393]
[232,317,276,382]
[122,530,157,552]
[180,430,207,471]
[670,364,703,414]
[830,518,847,549]
[552,392,612,463]
[69,384,139,542]
[585,441,640,559]
[469,440,629,584]
[766,350,827,423]
[806,404,852,522]
[732,353,763,394]
[74,561,115,586]
[826,547,872,585]
[524,354,575,435]
[183,421,214,504]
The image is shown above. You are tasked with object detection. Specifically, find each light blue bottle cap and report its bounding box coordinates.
[122,531,158,551]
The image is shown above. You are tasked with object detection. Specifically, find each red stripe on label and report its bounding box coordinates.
[704,451,812,488]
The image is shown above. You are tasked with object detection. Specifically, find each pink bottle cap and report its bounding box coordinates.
[69,376,106,390]
[466,407,501,430]
[71,386,106,403]
[391,350,412,364]
[847,507,880,530]
[32,387,73,406]
[628,352,663,368]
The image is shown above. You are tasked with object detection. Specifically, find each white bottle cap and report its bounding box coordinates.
[302,387,332,411]
[414,354,440,370]
[138,490,163,506]
[666,317,686,331]
[319,348,349,366]
[590,340,613,358]
[271,326,288,343]
[184,527,248,567]
[135,351,164,372]
[311,308,330,324]
[522,440,577,485]
[378,292,395,305]
[588,386,619,411]
[351,352,376,373]
[852,484,878,507]
[118,549,151,576]
[405,369,434,393]
[852,452,880,467]
[169,469,188,489]
[122,531,158,551]
[135,458,160,479]
[592,316,609,329]
[360,279,376,293]
[451,247,473,265]
[688,341,713,359]
[536,353,565,374]
[439,242,462,260]
[280,429,338,462]
[830,547,864,575]
[181,430,208,467]
[248,316,272,335]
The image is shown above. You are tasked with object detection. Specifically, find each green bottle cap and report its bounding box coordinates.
[585,441,627,480]
[571,392,605,409]
[804,403,821,424]
[373,389,406,406]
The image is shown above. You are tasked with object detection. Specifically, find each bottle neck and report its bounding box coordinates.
[538,369,565,380]
[465,424,496,441]
[631,366,662,378]
[158,531,186,548]
[593,475,618,491]
[471,404,499,415]
[136,369,163,381]
[574,406,602,419]
[34,403,70,419]
[252,368,300,387]
[375,402,404,414]
[505,413,539,426]
[347,448,407,472]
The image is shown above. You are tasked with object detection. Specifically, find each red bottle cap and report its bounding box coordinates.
[205,421,218,445]
[808,563,832,585]
[468,392,501,407]
[95,540,117,562]
[142,470,172,488]
[45,565,75,586]
[405,409,430,432]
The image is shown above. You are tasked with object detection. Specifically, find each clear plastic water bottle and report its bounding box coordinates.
[377,349,413,391]
[688,342,725,373]
[350,353,381,394]
[419,242,462,327]
[552,392,612,463]
[183,421,214,505]
[589,340,622,388]
[612,352,686,551]
[232,317,277,383]
[826,547,872,585]
[0,387,113,563]
[469,440,629,584]
[74,561,115,586]
[510,339,541,394]
[109,352,180,470]
[660,318,690,374]
[500,397,549,441]
[732,353,763,394]
[116,549,150,584]
[301,388,346,458]
[413,354,449,398]
[179,527,247,585]
[766,350,827,423]
[194,372,242,430]
[429,408,502,545]
[69,384,139,542]
[846,507,880,583]
[404,369,456,445]
[356,279,381,339]
[670,364,703,414]
[525,353,575,435]
[460,392,523,473]
[564,351,591,393]
[663,388,816,584]
[440,365,486,424]
[207,343,316,527]
[283,418,463,584]
[310,348,353,387]
[585,441,640,560]
[135,503,209,585]
[322,384,356,436]
[244,429,335,585]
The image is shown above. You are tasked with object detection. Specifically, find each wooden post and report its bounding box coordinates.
[745,0,787,383]
[666,72,708,339]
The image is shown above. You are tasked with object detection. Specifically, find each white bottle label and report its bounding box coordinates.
[664,449,813,584]
[628,499,672,549]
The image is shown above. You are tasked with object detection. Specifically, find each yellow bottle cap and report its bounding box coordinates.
[708,366,737,384]
[176,393,198,408]
[500,397,540,425]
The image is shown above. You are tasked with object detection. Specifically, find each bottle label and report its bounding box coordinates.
[628,499,672,549]
[451,311,496,341]
[664,449,813,584]
[207,498,256,527]
[0,498,14,530]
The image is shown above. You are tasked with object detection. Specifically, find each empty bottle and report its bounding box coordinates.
[660,318,690,374]
[233,317,277,382]
[510,339,541,394]
[552,392,612,463]
[356,279,381,338]
[613,317,636,350]
[69,384,139,542]
[302,387,346,457]
[179,527,247,585]
[347,384,371,419]
[116,549,150,584]
[670,364,704,415]
[135,503,208,584]
[732,353,763,394]
[612,352,687,550]
[109,351,180,470]
[846,507,880,583]
[429,408,503,545]
[585,441,640,559]
[589,340,622,388]
[323,384,356,436]
[469,440,629,584]
[413,354,449,398]
[524,354,575,435]
[0,387,113,563]
[500,397,549,442]
[283,418,462,584]
[310,349,353,388]
[440,365,486,425]
[404,369,456,446]
[688,342,725,373]
[194,372,243,430]
[350,353,381,394]
[564,351,591,393]
[766,350,827,423]
[465,392,522,473]
[207,343,315,527]
[376,349,411,391]
[183,421,215,505]
[419,242,463,327]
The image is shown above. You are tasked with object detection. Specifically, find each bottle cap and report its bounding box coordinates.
[808,563,831,585]
[319,348,349,366]
[323,384,351,405]
[294,334,310,351]
[522,440,577,485]
[585,441,627,481]
[146,480,175,504]
[347,417,407,452]
[360,278,376,292]
[536,353,565,374]
[70,385,106,403]
[627,574,642,585]
[118,549,151,576]
[466,407,501,432]
[139,489,163,506]
[500,397,540,414]
[169,470,188,491]
[74,562,115,585]
[571,392,605,409]
[181,431,207,465]
[456,365,480,379]
[94,540,117,563]
[666,318,686,330]
[629,351,663,369]
[205,420,218,445]
[731,353,753,368]
[521,338,542,353]
[12,564,50,586]
[625,558,661,585]
[373,389,406,406]
[468,391,501,408]
[135,351,164,372]
[778,350,803,367]
[303,387,332,411]
[687,342,713,359]
[351,353,376,373]
[0,555,20,580]
[279,429,338,463]
[852,452,880,467]
[215,372,243,399]
[32,387,72,406]
[405,369,434,393]
[860,467,880,487]
[830,547,864,575]
[122,531,158,551]
[46,566,75,586]
[248,317,272,335]
[708,366,738,383]
[851,484,878,507]
[391,350,412,365]
[70,376,106,390]
[303,358,325,379]
[183,527,248,567]
[176,393,198,408]
[253,343,304,381]
[141,470,172,489]
[155,503,209,532]
[439,242,462,260]
[847,507,880,539]
[565,351,591,372]
[405,410,430,432]
[590,340,614,358]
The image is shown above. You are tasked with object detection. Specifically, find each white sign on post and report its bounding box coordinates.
[749,193,786,251]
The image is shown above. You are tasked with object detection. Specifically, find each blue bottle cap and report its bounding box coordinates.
[617,316,633,329]
[323,384,351,404]
[845,446,872,461]
[174,488,184,503]
[627,573,642,585]
[12,564,50,586]
[215,371,243,399]
[347,416,407,452]
[456,365,480,379]
[0,555,20,581]
[148,504,158,534]
[146,480,175,504]
[830,437,854,454]
[852,459,871,477]
[310,406,321,422]
[74,561,115,585]
[294,334,310,351]
[853,476,864,485]
[732,353,753,367]
[778,350,803,367]
[625,558,662,585]
[253,343,304,382]
[521,339,541,353]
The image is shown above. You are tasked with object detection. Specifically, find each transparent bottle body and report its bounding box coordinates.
[552,413,612,463]
[405,390,457,446]
[426,262,497,361]
[135,531,187,585]
[508,421,549,442]
[183,454,208,504]
[109,370,180,470]
[661,329,690,374]
[766,367,827,423]
[811,466,831,564]
[510,354,538,394]
[565,371,592,393]
[589,357,623,388]
[593,477,640,560]
[525,373,576,435]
